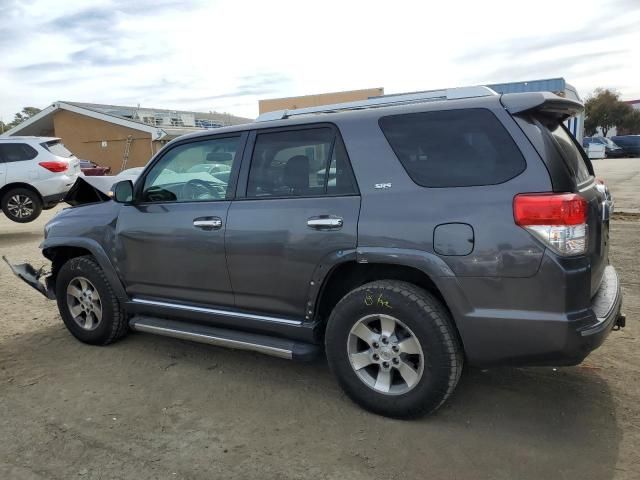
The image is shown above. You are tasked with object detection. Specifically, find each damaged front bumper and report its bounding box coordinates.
[2,256,56,300]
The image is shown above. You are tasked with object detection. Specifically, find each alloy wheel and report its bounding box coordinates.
[66,276,103,331]
[347,314,424,395]
[6,194,34,219]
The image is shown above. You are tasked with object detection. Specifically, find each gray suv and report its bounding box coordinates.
[6,87,625,418]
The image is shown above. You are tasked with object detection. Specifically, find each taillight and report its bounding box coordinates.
[38,161,68,173]
[514,193,588,256]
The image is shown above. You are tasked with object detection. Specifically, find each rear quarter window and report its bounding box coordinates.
[378,109,526,187]
[0,143,38,162]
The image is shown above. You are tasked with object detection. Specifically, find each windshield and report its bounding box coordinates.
[42,140,74,158]
[601,137,619,148]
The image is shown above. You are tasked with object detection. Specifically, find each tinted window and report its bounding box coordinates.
[0,143,38,162]
[42,140,74,158]
[548,123,592,183]
[142,136,240,203]
[247,127,357,197]
[379,109,526,187]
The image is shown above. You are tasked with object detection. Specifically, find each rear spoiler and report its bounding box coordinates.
[500,92,583,120]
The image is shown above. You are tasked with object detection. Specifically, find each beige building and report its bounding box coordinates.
[2,102,251,173]
[259,87,384,114]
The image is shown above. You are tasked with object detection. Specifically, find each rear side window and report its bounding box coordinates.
[42,140,74,158]
[247,127,358,198]
[0,143,38,162]
[547,123,592,183]
[379,109,526,187]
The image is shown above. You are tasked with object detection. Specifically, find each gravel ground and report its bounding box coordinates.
[0,159,639,479]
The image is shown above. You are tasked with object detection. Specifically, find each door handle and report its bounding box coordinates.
[193,217,222,230]
[307,215,343,230]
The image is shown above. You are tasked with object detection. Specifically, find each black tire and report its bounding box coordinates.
[1,187,42,223]
[325,280,463,418]
[55,256,128,345]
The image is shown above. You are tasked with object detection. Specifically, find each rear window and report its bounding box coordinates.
[379,109,526,187]
[547,123,592,183]
[42,140,74,158]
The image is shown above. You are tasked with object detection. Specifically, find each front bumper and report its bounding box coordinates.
[2,256,56,299]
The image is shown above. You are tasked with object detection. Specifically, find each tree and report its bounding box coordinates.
[584,88,633,137]
[617,109,640,135]
[7,106,42,129]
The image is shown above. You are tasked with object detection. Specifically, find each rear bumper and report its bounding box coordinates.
[33,173,79,198]
[457,265,623,367]
[42,191,66,206]
[568,265,623,358]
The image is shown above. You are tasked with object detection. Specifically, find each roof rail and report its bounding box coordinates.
[255,86,497,122]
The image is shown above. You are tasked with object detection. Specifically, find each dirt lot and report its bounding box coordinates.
[1,162,639,479]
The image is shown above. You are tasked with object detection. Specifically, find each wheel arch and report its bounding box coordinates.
[312,248,470,353]
[42,237,128,302]
[0,182,44,203]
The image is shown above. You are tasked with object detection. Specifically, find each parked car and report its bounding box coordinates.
[117,167,145,178]
[582,136,625,158]
[5,89,624,418]
[80,159,111,176]
[0,136,80,222]
[611,135,640,157]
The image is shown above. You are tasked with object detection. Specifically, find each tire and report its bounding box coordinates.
[1,187,42,223]
[55,256,128,345]
[325,280,463,418]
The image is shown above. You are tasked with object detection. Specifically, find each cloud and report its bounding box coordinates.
[169,73,293,103]
[457,17,638,63]
[482,50,627,83]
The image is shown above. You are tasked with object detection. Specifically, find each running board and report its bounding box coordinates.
[129,316,320,361]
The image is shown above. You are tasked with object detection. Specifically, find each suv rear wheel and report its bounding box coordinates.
[55,256,128,345]
[325,280,463,418]
[1,187,42,223]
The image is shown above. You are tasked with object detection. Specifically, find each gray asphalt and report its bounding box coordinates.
[593,157,640,213]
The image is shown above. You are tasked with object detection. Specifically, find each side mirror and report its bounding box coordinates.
[111,180,134,203]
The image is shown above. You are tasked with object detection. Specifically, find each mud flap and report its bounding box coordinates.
[2,256,56,299]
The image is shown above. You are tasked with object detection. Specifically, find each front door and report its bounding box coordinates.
[226,125,360,319]
[115,134,245,307]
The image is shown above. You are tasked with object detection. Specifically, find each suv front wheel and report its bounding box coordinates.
[55,256,128,345]
[1,187,42,223]
[325,280,463,418]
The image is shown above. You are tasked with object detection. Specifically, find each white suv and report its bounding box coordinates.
[0,137,80,223]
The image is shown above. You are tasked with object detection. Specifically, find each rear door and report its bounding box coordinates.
[226,124,360,319]
[0,142,39,183]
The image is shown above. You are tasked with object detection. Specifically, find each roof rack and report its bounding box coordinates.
[255,86,497,122]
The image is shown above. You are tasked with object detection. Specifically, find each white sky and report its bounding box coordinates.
[0,0,639,121]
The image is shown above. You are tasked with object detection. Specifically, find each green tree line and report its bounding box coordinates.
[585,88,640,137]
[0,107,42,133]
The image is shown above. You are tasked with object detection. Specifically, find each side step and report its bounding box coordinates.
[129,316,320,361]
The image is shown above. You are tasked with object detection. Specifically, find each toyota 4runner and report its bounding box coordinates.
[5,86,625,418]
